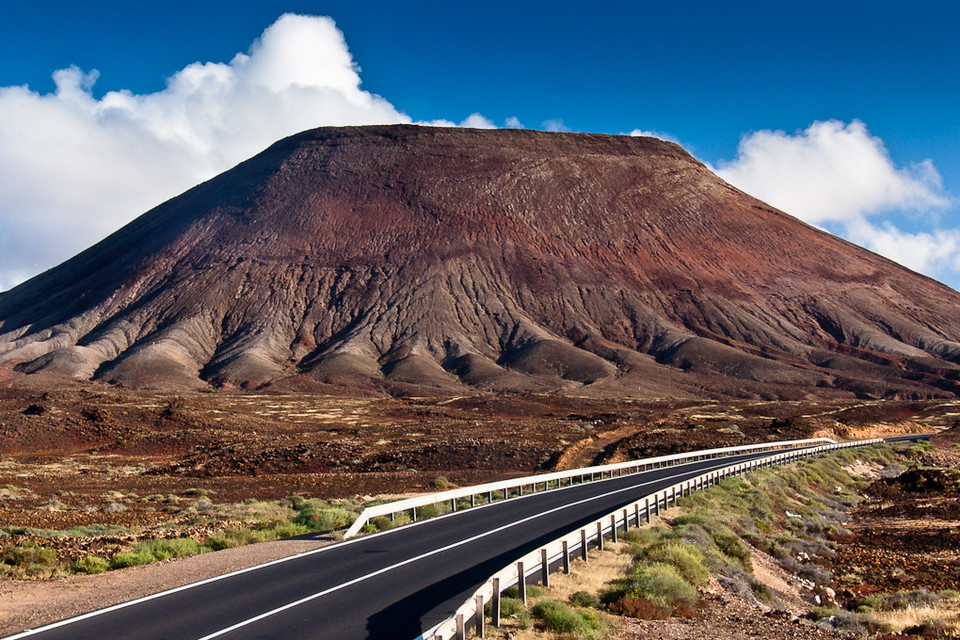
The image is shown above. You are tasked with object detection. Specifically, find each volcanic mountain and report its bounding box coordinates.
[2,125,960,399]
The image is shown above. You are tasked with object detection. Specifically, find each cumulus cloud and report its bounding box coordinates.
[844,218,960,275]
[505,116,524,129]
[715,120,948,224]
[459,113,496,129]
[542,119,571,132]
[627,128,679,144]
[713,119,960,282]
[0,13,417,290]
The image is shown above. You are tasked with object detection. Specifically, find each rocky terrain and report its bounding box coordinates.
[2,126,960,398]
[0,386,960,639]
[0,387,951,571]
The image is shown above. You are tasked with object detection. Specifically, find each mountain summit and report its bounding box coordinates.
[2,125,960,398]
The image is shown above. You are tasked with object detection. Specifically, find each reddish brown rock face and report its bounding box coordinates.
[2,124,960,398]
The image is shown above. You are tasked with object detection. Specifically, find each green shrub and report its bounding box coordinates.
[628,563,697,606]
[853,593,884,612]
[808,606,839,621]
[414,504,443,520]
[904,441,934,458]
[499,596,525,617]
[502,584,543,600]
[430,476,457,490]
[292,500,356,531]
[134,537,203,560]
[2,542,57,567]
[644,542,709,586]
[710,525,752,569]
[264,520,309,538]
[110,551,154,569]
[493,596,531,627]
[71,555,109,574]
[531,599,603,638]
[570,590,600,608]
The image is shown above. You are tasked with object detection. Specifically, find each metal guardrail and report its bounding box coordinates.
[419,437,883,640]
[343,437,837,539]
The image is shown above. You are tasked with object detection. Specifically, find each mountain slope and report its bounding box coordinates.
[2,124,960,399]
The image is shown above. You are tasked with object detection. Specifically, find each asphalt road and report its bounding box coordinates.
[5,437,924,640]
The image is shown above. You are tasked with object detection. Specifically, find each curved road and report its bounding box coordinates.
[4,437,925,640]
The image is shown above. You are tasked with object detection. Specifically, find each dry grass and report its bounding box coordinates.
[876,602,960,635]
[484,542,631,639]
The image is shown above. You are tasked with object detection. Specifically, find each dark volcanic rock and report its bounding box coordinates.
[2,125,960,398]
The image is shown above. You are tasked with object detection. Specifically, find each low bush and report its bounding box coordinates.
[71,555,109,574]
[502,584,543,600]
[2,541,57,568]
[570,590,600,608]
[607,595,671,620]
[110,551,154,569]
[808,605,839,621]
[490,596,531,627]
[134,537,204,560]
[414,503,444,520]
[531,599,603,638]
[430,476,457,490]
[291,500,356,531]
[627,562,697,607]
[643,542,709,586]
[904,441,934,459]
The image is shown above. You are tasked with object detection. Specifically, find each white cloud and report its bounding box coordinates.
[714,119,960,286]
[541,119,570,132]
[627,128,679,144]
[459,113,496,129]
[0,13,413,290]
[844,218,960,275]
[505,116,524,129]
[715,120,948,224]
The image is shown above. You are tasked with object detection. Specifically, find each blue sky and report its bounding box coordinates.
[0,1,958,289]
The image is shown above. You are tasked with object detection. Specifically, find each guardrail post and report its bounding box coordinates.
[541,548,550,587]
[488,490,494,503]
[597,521,604,551]
[581,529,588,561]
[634,502,641,528]
[475,595,484,638]
[562,540,570,574]
[412,507,417,522]
[455,613,464,640]
[517,562,527,604]
[611,514,618,543]
[644,497,651,523]
[451,499,457,512]
[471,494,476,508]
[492,578,501,627]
